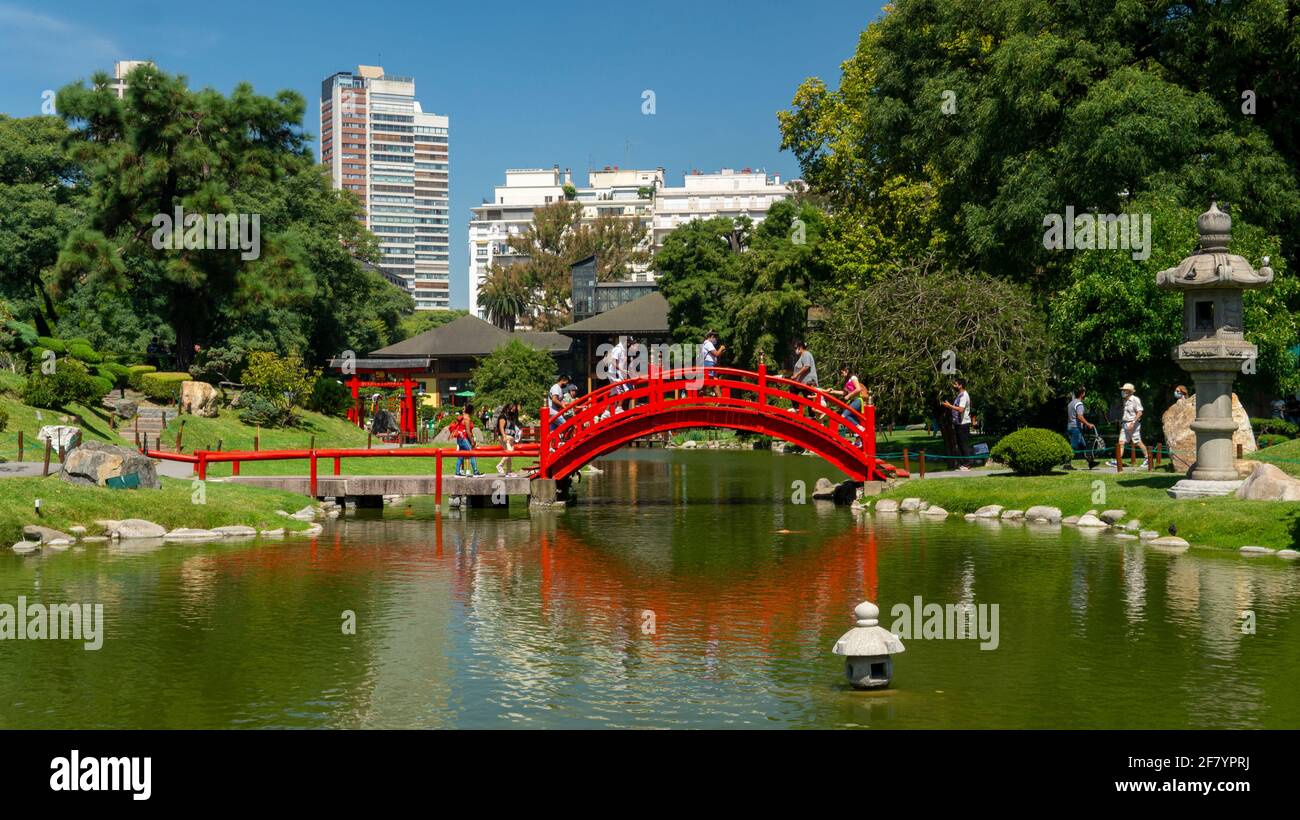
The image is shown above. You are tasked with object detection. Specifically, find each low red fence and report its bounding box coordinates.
[147,444,540,502]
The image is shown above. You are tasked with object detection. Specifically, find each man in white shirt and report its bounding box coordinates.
[940,378,974,470]
[547,374,570,433]
[1114,382,1150,472]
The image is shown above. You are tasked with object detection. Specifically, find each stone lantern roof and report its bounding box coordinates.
[1156,202,1274,290]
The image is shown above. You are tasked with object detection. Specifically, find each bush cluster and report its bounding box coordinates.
[990,427,1075,476]
[21,359,109,408]
[139,371,191,403]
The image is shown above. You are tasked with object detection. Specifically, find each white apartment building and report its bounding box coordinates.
[651,168,792,250]
[108,60,152,98]
[321,66,450,310]
[467,165,662,319]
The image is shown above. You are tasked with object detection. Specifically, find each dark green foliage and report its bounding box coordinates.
[1252,418,1297,439]
[139,372,190,403]
[66,342,102,363]
[1257,433,1289,449]
[469,340,557,415]
[991,428,1075,476]
[21,358,107,408]
[307,376,352,418]
[127,365,157,391]
[96,363,131,388]
[237,391,299,428]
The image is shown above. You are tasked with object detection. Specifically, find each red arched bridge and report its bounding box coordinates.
[148,365,904,500]
[535,365,904,482]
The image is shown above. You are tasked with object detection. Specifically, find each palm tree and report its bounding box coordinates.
[478,266,530,331]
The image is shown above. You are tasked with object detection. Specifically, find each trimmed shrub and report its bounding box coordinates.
[96,362,131,388]
[21,359,108,408]
[0,405,8,432]
[237,391,300,427]
[307,376,352,418]
[86,375,114,398]
[1257,433,1289,449]
[991,427,1075,476]
[139,371,191,403]
[67,343,103,364]
[127,364,158,391]
[1251,417,1297,438]
[36,336,67,354]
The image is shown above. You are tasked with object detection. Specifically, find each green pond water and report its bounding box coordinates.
[1,449,1298,729]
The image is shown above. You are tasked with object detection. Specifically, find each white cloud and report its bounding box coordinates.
[0,4,123,65]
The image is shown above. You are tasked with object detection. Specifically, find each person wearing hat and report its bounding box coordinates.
[1115,382,1149,472]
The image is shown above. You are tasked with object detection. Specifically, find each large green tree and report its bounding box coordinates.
[52,63,408,369]
[0,115,84,335]
[813,258,1053,450]
[778,0,1300,286]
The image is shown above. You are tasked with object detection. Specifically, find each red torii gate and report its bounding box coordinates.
[333,363,424,442]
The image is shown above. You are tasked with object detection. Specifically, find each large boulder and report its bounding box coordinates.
[112,519,166,539]
[60,441,162,489]
[113,398,138,420]
[1025,505,1062,523]
[22,525,74,545]
[1162,393,1256,473]
[1236,462,1300,501]
[37,425,82,454]
[180,380,220,417]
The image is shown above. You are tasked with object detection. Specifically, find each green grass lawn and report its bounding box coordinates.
[0,475,313,543]
[161,408,372,451]
[1246,437,1300,477]
[874,428,1001,473]
[875,471,1300,551]
[0,394,123,461]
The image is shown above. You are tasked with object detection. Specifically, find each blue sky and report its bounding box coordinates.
[0,0,882,310]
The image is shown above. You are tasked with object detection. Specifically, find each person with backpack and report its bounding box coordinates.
[830,365,869,441]
[451,403,483,476]
[494,402,521,476]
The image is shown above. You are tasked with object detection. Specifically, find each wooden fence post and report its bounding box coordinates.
[42,438,52,477]
[919,450,926,479]
[17,430,22,462]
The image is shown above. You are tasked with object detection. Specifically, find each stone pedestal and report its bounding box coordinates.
[1182,363,1248,481]
[1166,478,1243,499]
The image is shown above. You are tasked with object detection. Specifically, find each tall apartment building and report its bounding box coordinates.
[467,165,662,318]
[320,66,450,310]
[108,60,152,97]
[651,168,791,250]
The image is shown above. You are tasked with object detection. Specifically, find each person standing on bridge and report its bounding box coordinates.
[791,340,820,418]
[548,374,571,435]
[452,403,484,476]
[830,365,868,441]
[700,330,726,396]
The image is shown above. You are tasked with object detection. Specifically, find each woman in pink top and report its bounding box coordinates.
[830,366,869,438]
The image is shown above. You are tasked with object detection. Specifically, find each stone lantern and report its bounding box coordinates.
[1156,202,1273,498]
[832,600,904,689]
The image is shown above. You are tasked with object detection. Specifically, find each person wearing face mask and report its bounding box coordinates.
[1173,385,1189,403]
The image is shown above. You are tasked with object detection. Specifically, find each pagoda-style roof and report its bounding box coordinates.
[1156,202,1274,290]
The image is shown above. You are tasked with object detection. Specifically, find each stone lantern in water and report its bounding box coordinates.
[1156,202,1273,498]
[832,600,904,689]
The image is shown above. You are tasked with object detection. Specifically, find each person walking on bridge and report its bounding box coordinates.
[700,330,726,395]
[830,365,868,441]
[547,374,571,434]
[791,340,820,418]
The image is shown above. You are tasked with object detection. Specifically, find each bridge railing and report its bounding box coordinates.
[148,444,539,501]
[537,364,882,478]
